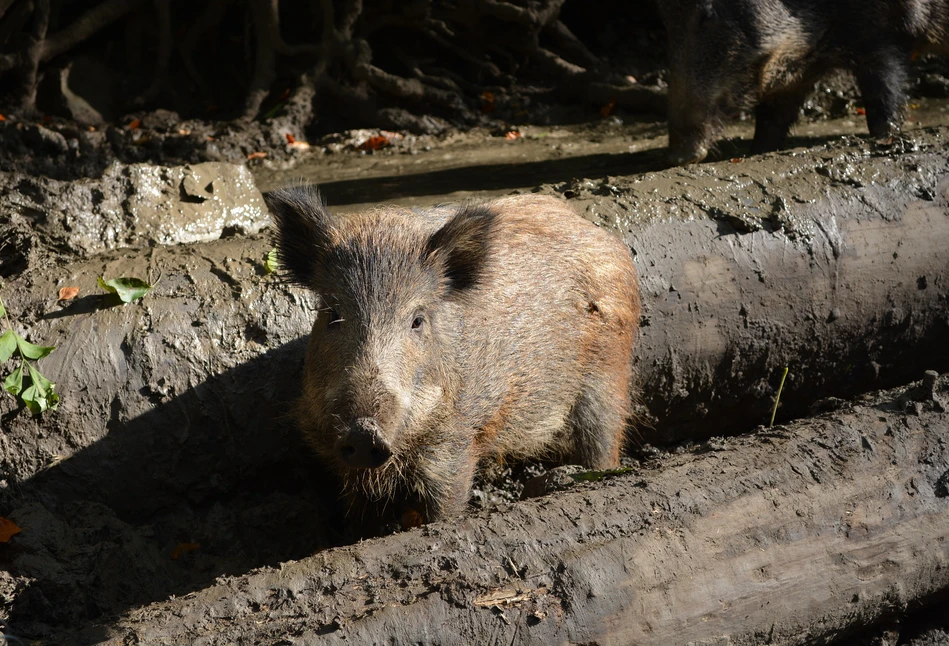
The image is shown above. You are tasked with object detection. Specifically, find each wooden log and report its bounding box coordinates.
[75,373,949,645]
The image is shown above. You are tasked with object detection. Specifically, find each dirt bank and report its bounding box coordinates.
[2,128,949,642]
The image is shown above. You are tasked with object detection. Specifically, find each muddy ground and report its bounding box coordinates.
[1,87,949,643]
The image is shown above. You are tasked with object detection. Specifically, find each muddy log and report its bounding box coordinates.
[2,132,949,638]
[71,375,949,645]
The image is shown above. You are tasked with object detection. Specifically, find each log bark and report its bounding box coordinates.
[62,374,949,645]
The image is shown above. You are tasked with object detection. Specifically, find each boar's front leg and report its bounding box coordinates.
[751,87,809,154]
[415,436,478,524]
[854,44,909,138]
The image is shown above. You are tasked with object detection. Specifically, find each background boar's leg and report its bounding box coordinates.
[751,87,809,154]
[855,45,909,137]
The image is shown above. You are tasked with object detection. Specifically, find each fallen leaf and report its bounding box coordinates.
[58,287,80,301]
[0,517,22,542]
[504,131,522,141]
[285,133,296,144]
[171,542,200,559]
[127,118,142,130]
[730,157,744,163]
[856,107,867,116]
[287,140,310,151]
[98,276,153,304]
[246,151,268,160]
[600,98,617,118]
[206,135,215,141]
[0,114,6,121]
[358,135,390,151]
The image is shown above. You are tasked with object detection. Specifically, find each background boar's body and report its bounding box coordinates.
[268,190,640,536]
[660,0,949,164]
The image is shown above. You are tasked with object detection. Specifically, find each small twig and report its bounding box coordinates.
[770,367,790,427]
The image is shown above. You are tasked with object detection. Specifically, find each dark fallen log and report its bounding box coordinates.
[66,374,949,645]
[2,130,949,639]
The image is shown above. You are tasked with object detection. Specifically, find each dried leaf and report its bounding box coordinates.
[98,276,152,304]
[246,151,268,160]
[58,286,80,301]
[171,542,200,559]
[0,114,6,121]
[0,517,22,542]
[285,133,296,144]
[504,131,521,141]
[358,135,390,151]
[856,107,867,116]
[127,118,142,130]
[730,157,744,164]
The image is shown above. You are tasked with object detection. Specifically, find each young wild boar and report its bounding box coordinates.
[268,188,640,536]
[659,0,949,164]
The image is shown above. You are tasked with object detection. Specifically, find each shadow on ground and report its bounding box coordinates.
[1,338,345,640]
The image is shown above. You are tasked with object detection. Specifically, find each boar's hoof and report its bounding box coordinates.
[668,143,709,166]
[336,417,392,469]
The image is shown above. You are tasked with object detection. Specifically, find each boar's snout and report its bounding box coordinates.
[335,417,392,469]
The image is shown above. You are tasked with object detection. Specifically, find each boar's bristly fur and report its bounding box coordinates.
[269,189,640,538]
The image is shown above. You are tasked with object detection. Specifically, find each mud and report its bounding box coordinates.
[48,372,949,645]
[1,115,949,642]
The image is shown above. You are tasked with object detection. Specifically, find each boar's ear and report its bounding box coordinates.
[426,203,497,292]
[266,186,332,286]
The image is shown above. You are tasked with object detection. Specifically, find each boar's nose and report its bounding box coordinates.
[336,417,392,469]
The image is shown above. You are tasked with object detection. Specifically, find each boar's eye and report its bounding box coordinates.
[411,314,425,330]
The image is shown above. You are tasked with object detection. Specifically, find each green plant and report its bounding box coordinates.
[0,294,58,414]
[97,276,153,303]
[770,366,789,427]
[264,247,279,274]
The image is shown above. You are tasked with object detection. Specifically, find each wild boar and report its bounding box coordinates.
[268,188,640,536]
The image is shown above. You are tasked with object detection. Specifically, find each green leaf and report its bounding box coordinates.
[23,362,58,414]
[14,332,55,360]
[265,248,279,274]
[3,365,22,395]
[0,330,15,363]
[98,276,152,303]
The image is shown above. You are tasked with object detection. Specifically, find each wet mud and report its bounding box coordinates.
[1,111,949,643]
